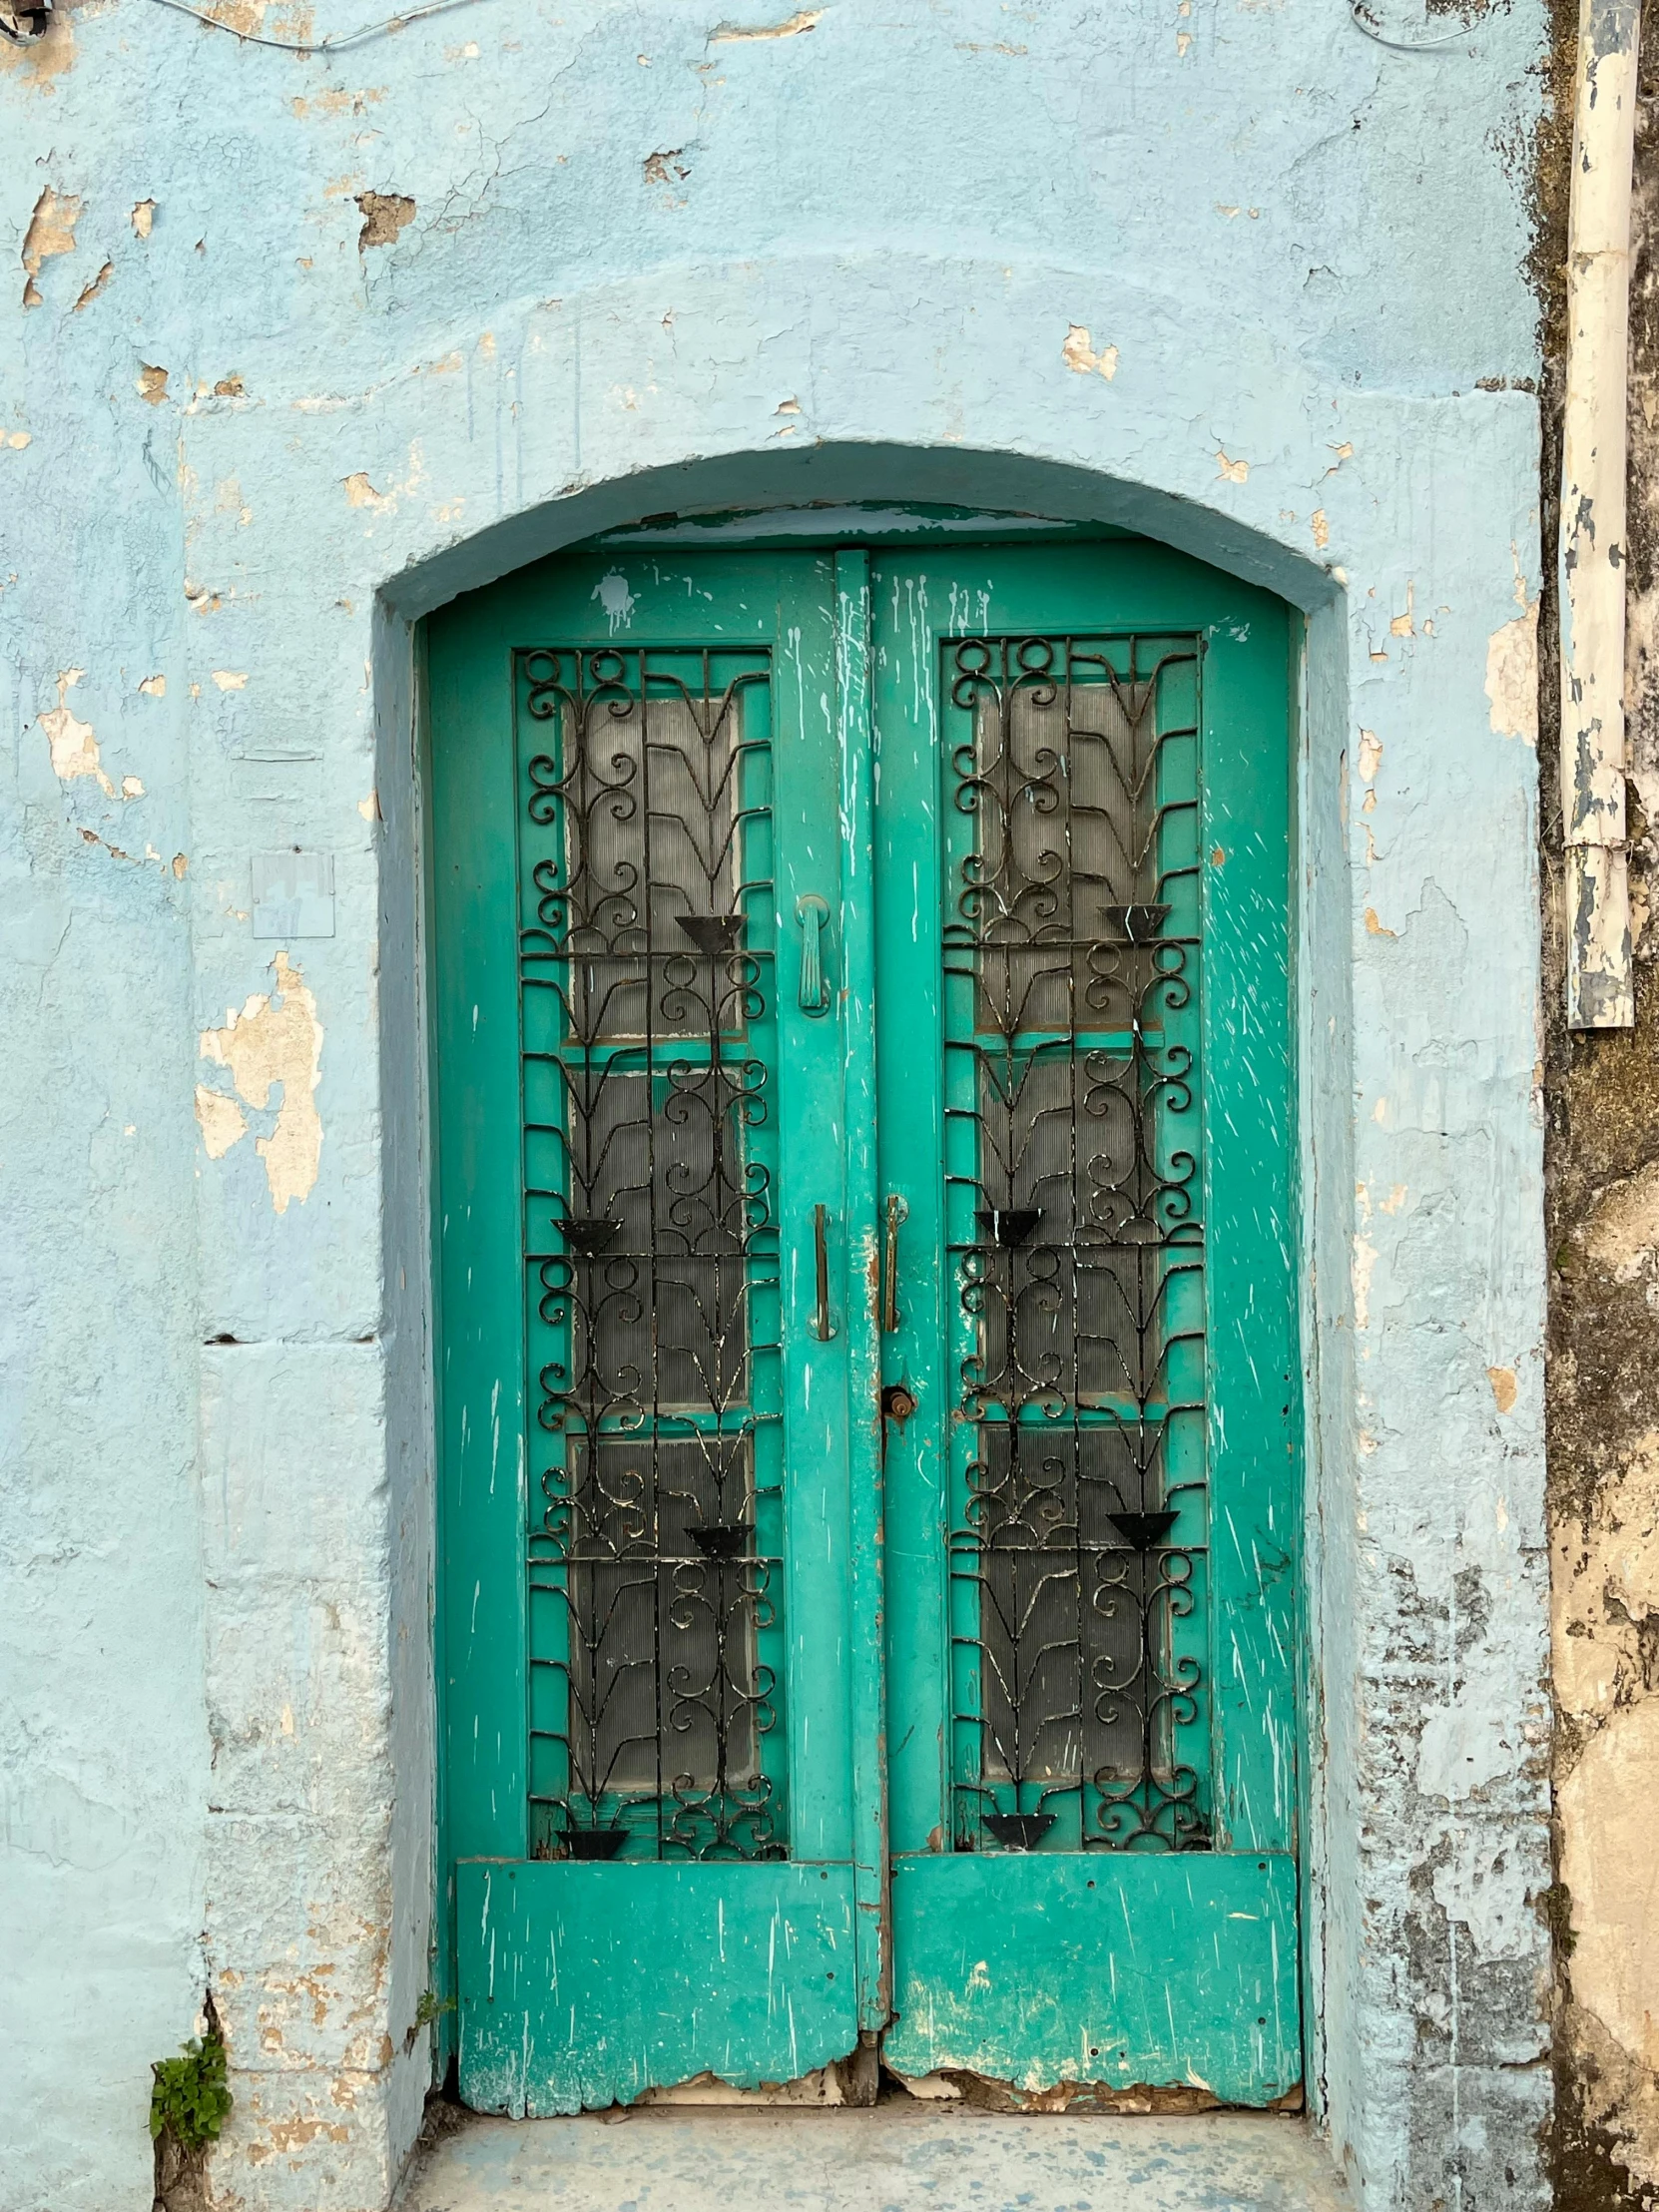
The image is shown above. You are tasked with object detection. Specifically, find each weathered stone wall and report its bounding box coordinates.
[0,4,1558,2208]
[1547,10,1659,2204]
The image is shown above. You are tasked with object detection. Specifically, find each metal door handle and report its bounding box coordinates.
[796,893,831,1017]
[882,1193,908,1333]
[811,1203,835,1341]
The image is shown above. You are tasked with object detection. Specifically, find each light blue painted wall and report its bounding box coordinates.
[2,3,1550,2207]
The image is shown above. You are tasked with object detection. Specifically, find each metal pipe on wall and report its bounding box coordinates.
[1561,0,1643,1028]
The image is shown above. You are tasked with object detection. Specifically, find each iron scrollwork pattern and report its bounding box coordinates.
[516,644,787,1863]
[942,632,1209,1854]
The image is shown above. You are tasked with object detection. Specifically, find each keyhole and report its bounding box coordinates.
[881,1383,917,1424]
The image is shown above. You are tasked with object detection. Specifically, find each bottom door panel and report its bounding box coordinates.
[883,1853,1298,2104]
[459,1861,860,2114]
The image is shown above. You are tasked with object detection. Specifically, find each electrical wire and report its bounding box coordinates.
[143,0,496,54]
[1348,0,1475,48]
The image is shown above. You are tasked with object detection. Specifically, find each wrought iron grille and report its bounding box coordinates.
[941,633,1209,1854]
[516,644,787,1863]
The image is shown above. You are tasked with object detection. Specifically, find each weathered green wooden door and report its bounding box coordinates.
[428,533,1298,2115]
[870,547,1300,2105]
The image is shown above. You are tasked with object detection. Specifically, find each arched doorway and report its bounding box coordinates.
[425,513,1299,2115]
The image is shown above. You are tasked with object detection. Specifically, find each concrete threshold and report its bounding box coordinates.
[401,2104,1352,2212]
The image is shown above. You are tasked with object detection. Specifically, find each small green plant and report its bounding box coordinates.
[150,2026,233,2151]
[414,1990,454,2029]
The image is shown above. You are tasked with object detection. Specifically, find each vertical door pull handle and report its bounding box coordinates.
[796,893,832,1017]
[812,1203,836,1341]
[882,1193,908,1334]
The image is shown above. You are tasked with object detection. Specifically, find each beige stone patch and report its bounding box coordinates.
[1580,1156,1659,1283]
[40,670,114,795]
[1485,597,1539,745]
[199,951,323,1214]
[20,186,80,308]
[1486,1365,1517,1414]
[1215,446,1249,484]
[131,200,156,239]
[139,364,169,405]
[1558,1695,1659,2075]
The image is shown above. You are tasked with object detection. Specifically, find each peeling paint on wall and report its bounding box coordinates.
[1062,324,1118,380]
[709,8,823,41]
[198,953,323,1214]
[39,668,112,793]
[19,185,79,308]
[355,191,415,251]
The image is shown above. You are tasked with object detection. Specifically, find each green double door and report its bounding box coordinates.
[428,533,1299,2115]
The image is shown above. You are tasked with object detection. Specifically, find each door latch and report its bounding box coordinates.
[882,1192,908,1333]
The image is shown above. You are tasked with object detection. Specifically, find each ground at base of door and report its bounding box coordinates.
[400,2103,1351,2212]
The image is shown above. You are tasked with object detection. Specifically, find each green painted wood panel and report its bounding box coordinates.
[458,1860,858,2114]
[881,1852,1298,2102]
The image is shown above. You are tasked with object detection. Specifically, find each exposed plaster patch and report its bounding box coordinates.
[1062,324,1118,380]
[1486,596,1540,745]
[1389,582,1415,638]
[139,364,169,405]
[195,1085,249,1159]
[131,199,155,238]
[1353,1234,1379,1331]
[1487,1365,1518,1413]
[1311,508,1329,549]
[3,429,31,449]
[1215,445,1249,483]
[198,951,323,1214]
[139,674,166,696]
[292,84,384,116]
[1358,727,1383,781]
[709,7,823,39]
[1364,905,1396,937]
[355,190,415,251]
[20,186,80,308]
[72,259,111,311]
[343,472,389,510]
[40,670,112,795]
[212,670,249,691]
